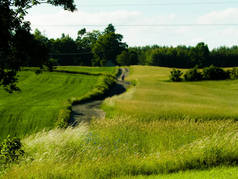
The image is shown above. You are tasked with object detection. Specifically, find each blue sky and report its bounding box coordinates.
[25,0,238,49]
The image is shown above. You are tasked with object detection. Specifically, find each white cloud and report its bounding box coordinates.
[25,8,238,48]
[197,8,238,24]
[26,10,141,27]
[25,9,177,45]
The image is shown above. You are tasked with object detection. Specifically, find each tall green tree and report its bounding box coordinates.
[92,24,127,66]
[0,0,76,91]
[189,42,210,67]
[50,34,78,65]
[75,29,101,66]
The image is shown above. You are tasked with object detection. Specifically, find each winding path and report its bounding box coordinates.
[69,68,129,126]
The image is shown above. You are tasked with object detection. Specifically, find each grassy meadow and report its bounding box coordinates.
[56,66,116,74]
[2,66,238,178]
[104,66,238,120]
[0,67,116,141]
[118,166,238,179]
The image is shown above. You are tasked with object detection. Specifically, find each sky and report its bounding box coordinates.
[25,0,238,49]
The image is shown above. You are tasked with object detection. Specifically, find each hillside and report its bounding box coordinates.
[2,66,238,178]
[105,66,238,120]
[0,67,115,141]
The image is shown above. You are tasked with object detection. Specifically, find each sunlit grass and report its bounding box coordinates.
[104,66,238,121]
[2,66,238,178]
[117,167,238,179]
[3,117,238,178]
[0,70,99,140]
[56,66,116,74]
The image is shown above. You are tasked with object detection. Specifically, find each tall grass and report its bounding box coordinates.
[0,70,99,140]
[2,66,238,178]
[117,166,238,179]
[2,117,238,178]
[55,66,116,75]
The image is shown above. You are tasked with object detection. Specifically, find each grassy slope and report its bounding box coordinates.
[118,167,238,179]
[2,66,238,178]
[0,70,100,140]
[56,66,116,74]
[104,66,238,120]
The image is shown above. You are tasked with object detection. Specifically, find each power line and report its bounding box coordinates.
[79,1,238,7]
[50,52,91,56]
[35,24,238,27]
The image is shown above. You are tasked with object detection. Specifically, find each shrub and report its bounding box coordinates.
[230,68,238,80]
[202,65,229,80]
[170,69,183,82]
[184,66,203,81]
[56,108,71,128]
[0,136,24,164]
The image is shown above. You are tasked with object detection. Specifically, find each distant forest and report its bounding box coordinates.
[33,24,238,68]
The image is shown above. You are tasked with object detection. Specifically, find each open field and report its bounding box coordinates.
[118,166,238,179]
[0,67,116,141]
[2,66,238,178]
[104,66,238,121]
[56,66,116,74]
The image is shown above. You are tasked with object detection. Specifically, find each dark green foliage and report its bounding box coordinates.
[15,28,49,68]
[0,0,30,91]
[172,65,232,82]
[184,66,203,81]
[202,65,230,80]
[132,43,238,68]
[104,24,116,34]
[50,34,79,66]
[0,136,24,164]
[170,69,183,82]
[38,24,128,67]
[230,68,238,80]
[31,30,238,69]
[190,42,210,67]
[0,0,76,91]
[210,46,238,67]
[116,50,138,66]
[92,24,128,66]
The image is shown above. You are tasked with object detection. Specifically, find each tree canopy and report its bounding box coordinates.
[92,24,128,66]
[0,0,76,92]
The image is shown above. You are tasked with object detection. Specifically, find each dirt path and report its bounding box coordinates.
[69,68,129,126]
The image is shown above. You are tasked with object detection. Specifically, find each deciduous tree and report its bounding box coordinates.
[92,24,127,66]
[0,0,76,91]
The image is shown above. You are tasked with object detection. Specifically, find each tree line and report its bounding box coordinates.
[0,0,76,91]
[33,24,138,67]
[34,28,238,68]
[130,43,238,68]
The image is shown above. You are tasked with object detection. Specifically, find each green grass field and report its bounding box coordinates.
[56,66,116,74]
[117,167,238,179]
[104,66,238,120]
[0,67,116,141]
[2,66,238,178]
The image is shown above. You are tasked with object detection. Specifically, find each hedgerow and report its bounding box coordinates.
[170,65,237,82]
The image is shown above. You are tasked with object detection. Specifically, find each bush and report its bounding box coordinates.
[202,65,229,80]
[56,107,71,128]
[184,66,203,81]
[230,68,238,80]
[170,69,183,82]
[0,136,24,164]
